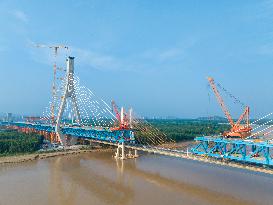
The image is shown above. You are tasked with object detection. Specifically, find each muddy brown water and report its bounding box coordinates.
[0,152,272,205]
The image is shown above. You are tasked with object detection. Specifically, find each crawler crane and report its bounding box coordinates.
[207,77,252,138]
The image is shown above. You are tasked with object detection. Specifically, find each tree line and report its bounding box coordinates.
[144,119,231,142]
[0,131,43,155]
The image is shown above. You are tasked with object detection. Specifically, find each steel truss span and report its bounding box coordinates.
[191,137,273,166]
[0,122,135,144]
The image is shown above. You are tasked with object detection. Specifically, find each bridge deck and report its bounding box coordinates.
[192,136,273,166]
[0,122,135,143]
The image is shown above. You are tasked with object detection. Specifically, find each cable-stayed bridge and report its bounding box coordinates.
[0,56,173,160]
[1,56,273,166]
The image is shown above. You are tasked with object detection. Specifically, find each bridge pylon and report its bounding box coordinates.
[55,56,81,145]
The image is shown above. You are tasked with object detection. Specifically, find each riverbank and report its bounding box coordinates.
[0,146,114,164]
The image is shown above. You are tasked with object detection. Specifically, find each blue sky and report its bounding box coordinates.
[1,0,273,118]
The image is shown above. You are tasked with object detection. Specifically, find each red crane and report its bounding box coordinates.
[207,77,252,138]
[111,100,129,130]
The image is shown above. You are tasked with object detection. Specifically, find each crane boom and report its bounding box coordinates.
[207,77,252,138]
[111,100,130,130]
[235,106,250,127]
[207,77,235,126]
[111,100,121,122]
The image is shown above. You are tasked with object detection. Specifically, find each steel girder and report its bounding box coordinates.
[62,127,135,143]
[0,122,135,143]
[191,137,273,166]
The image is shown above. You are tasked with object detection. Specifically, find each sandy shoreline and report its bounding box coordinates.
[0,148,114,165]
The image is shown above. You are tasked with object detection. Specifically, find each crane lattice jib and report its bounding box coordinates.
[234,106,250,128]
[207,77,235,127]
[111,100,121,122]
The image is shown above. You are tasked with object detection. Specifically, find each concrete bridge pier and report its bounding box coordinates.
[114,142,139,160]
[134,149,139,157]
[65,135,78,146]
[114,142,126,160]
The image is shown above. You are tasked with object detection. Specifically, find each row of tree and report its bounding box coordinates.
[144,119,230,142]
[0,131,43,155]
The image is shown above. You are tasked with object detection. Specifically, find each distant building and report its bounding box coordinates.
[6,113,13,122]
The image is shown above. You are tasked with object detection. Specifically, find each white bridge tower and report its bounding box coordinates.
[56,56,81,145]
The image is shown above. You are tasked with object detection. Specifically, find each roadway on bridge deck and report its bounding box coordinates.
[86,139,188,158]
[86,139,273,175]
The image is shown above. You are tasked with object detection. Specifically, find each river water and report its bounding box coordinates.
[0,152,272,205]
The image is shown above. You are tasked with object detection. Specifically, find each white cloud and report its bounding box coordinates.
[158,48,183,60]
[73,48,123,71]
[12,10,28,23]
[28,38,197,73]
[257,43,273,55]
[71,45,191,72]
[0,45,7,52]
[141,47,184,62]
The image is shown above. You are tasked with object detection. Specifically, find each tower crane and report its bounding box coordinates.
[35,44,68,53]
[207,77,252,138]
[35,44,69,142]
